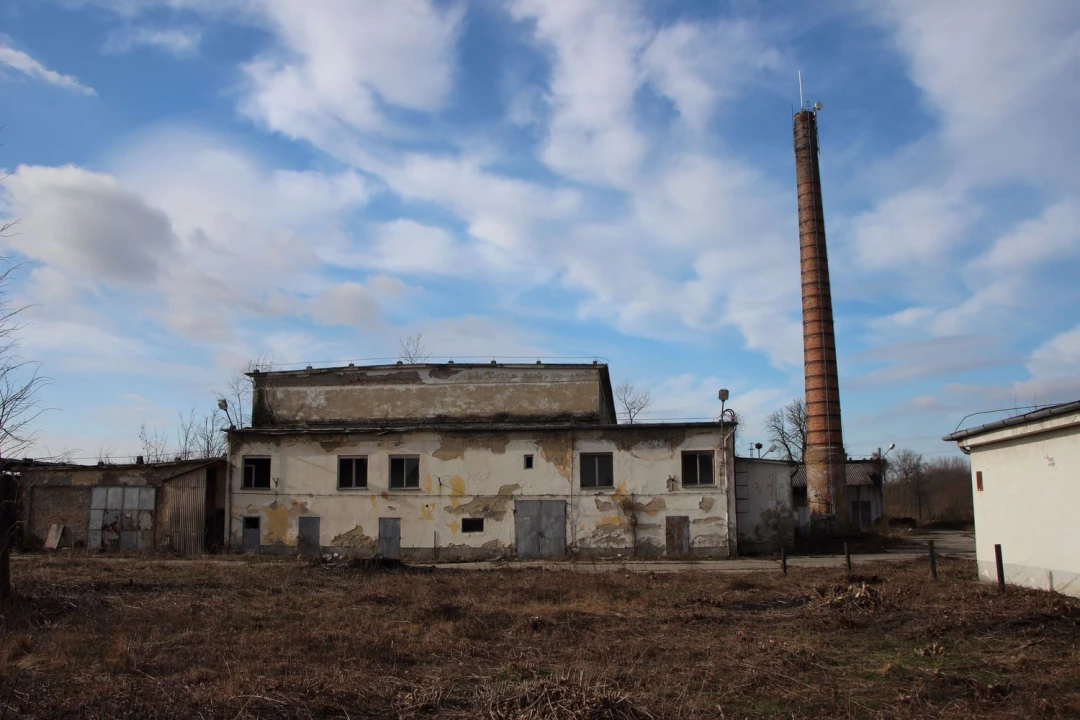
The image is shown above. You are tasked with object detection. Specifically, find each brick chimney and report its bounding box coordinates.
[793,109,848,533]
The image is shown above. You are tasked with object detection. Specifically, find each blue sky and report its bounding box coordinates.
[1,0,1079,462]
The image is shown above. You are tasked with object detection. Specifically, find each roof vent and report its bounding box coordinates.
[397,360,403,365]
[136,455,144,465]
[490,359,497,365]
[306,365,313,370]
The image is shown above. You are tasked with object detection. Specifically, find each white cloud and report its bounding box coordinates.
[848,187,975,271]
[103,25,202,56]
[306,282,381,330]
[643,19,782,130]
[239,0,464,146]
[1026,324,1080,382]
[0,42,96,95]
[1,165,178,283]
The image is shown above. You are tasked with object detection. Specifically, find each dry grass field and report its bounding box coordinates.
[0,554,1077,719]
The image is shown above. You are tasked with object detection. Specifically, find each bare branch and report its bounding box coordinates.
[764,398,806,463]
[398,334,431,363]
[614,381,652,424]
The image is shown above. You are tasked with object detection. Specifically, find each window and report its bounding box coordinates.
[524,454,534,470]
[976,471,983,492]
[338,456,368,489]
[580,453,614,488]
[461,518,484,533]
[243,457,271,489]
[243,517,260,530]
[681,451,715,486]
[389,455,420,489]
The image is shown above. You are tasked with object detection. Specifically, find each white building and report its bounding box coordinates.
[226,362,760,559]
[943,400,1080,597]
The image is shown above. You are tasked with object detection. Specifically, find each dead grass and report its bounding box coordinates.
[0,555,1076,718]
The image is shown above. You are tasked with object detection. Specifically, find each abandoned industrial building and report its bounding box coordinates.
[228,362,762,559]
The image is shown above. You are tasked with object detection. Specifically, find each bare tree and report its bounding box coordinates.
[216,356,273,429]
[887,448,929,519]
[764,398,807,463]
[138,422,172,464]
[614,381,652,424]
[0,258,47,461]
[398,333,431,363]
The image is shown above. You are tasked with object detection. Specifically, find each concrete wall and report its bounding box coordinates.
[253,364,613,427]
[734,459,795,554]
[228,426,735,559]
[960,418,1080,597]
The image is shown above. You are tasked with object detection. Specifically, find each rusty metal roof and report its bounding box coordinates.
[791,461,880,488]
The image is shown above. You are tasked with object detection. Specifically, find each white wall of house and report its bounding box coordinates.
[228,426,735,560]
[957,411,1080,597]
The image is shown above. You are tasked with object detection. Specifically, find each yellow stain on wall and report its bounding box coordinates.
[444,520,459,537]
[596,515,628,527]
[449,476,466,508]
[369,495,377,508]
[423,474,433,494]
[420,504,434,521]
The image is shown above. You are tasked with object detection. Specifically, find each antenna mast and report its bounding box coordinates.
[798,70,804,109]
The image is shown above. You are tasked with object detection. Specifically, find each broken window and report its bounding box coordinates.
[524,454,534,469]
[681,451,715,486]
[461,517,484,533]
[580,453,614,488]
[242,457,271,489]
[389,455,420,489]
[243,517,259,530]
[338,456,368,489]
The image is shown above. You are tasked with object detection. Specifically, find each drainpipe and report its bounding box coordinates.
[225,430,234,551]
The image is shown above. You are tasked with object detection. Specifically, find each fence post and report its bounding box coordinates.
[781,546,787,576]
[995,543,1005,592]
[928,539,937,581]
[844,541,852,574]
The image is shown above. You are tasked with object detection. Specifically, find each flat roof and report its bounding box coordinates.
[942,399,1080,442]
[248,361,610,378]
[230,420,726,435]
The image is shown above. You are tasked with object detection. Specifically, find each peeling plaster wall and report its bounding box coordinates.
[253,365,610,427]
[229,427,735,559]
[734,459,796,555]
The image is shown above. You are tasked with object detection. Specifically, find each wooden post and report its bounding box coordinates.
[781,546,788,576]
[995,543,1005,592]
[928,539,937,581]
[844,541,852,573]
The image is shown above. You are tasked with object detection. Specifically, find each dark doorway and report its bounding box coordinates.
[298,516,321,555]
[666,516,690,557]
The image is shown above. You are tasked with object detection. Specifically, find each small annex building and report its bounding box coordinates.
[227,362,745,559]
[943,400,1080,597]
[19,458,227,553]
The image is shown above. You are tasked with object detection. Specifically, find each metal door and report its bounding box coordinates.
[539,500,566,558]
[515,500,541,559]
[242,517,261,552]
[515,500,566,559]
[298,516,321,555]
[666,516,690,557]
[378,517,401,559]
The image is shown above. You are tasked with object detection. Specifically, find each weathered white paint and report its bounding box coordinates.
[953,409,1080,597]
[253,364,615,427]
[734,458,796,554]
[228,425,735,559]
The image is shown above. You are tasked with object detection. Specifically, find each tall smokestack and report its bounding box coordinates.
[793,109,848,533]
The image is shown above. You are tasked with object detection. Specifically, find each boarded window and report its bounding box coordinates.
[580,453,614,488]
[461,518,484,533]
[976,471,983,492]
[338,457,368,489]
[681,451,715,486]
[242,457,271,489]
[390,456,420,489]
[524,455,534,469]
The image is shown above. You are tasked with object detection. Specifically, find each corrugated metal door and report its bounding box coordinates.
[89,486,154,551]
[167,470,207,555]
[539,500,566,559]
[378,517,401,559]
[298,516,321,555]
[666,516,690,557]
[734,464,750,537]
[242,517,261,552]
